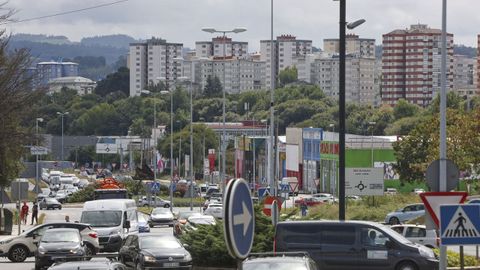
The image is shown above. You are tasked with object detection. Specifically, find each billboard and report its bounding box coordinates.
[346,168,384,196]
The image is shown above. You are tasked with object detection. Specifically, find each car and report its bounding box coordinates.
[137,196,171,208]
[294,197,324,207]
[204,187,220,199]
[275,220,438,270]
[385,203,425,225]
[413,188,425,194]
[182,215,216,234]
[385,188,398,195]
[54,190,69,203]
[468,199,480,204]
[48,258,128,270]
[204,203,223,219]
[138,212,150,233]
[149,207,174,227]
[0,222,99,262]
[346,195,362,201]
[173,211,202,236]
[203,198,222,211]
[391,224,439,248]
[312,193,338,203]
[118,233,192,270]
[39,197,62,210]
[35,228,85,270]
[243,252,319,270]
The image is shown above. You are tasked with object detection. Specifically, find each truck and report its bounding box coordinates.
[94,177,128,200]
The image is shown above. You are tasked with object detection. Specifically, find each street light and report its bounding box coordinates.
[141,89,159,206]
[368,121,376,167]
[201,26,247,194]
[336,0,365,221]
[35,118,44,195]
[56,111,69,161]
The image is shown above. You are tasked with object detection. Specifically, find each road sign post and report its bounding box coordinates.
[223,178,254,261]
[440,204,480,245]
[263,196,282,217]
[271,200,278,226]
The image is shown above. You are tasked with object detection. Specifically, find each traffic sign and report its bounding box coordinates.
[223,178,254,260]
[420,192,468,227]
[426,159,459,192]
[346,168,384,196]
[258,187,270,199]
[279,184,290,192]
[150,182,161,193]
[263,196,282,216]
[31,146,48,155]
[440,204,480,245]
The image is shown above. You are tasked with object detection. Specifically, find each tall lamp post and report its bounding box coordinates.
[201,27,247,194]
[160,89,174,212]
[368,121,376,167]
[141,89,158,206]
[336,0,365,220]
[35,118,44,195]
[56,111,69,161]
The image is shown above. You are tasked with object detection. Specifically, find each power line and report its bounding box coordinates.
[1,0,129,25]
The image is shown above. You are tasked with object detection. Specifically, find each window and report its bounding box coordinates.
[321,226,355,245]
[405,227,426,238]
[360,228,389,247]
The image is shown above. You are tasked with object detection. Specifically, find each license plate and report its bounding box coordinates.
[163,262,179,267]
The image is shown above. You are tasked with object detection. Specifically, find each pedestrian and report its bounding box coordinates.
[300,201,308,217]
[65,215,70,222]
[31,202,39,225]
[21,201,29,225]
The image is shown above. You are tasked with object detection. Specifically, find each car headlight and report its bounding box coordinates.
[184,252,192,261]
[38,246,47,255]
[0,239,12,245]
[109,229,122,236]
[144,255,156,262]
[418,246,435,259]
[70,247,83,254]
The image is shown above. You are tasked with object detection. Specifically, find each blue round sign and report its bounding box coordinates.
[225,179,254,259]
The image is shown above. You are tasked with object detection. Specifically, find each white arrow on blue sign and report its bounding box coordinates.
[224,178,254,259]
[440,204,480,245]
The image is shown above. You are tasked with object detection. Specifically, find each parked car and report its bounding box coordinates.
[34,228,85,270]
[346,195,362,201]
[391,224,438,248]
[0,222,99,262]
[243,252,319,270]
[54,190,69,203]
[39,197,62,210]
[204,203,223,219]
[275,220,438,270]
[385,188,398,195]
[204,187,220,199]
[48,258,128,270]
[413,188,425,195]
[294,197,324,207]
[137,196,171,208]
[173,211,202,236]
[182,215,216,234]
[385,203,425,225]
[138,212,150,233]
[312,193,336,203]
[149,207,174,227]
[118,233,192,269]
[203,198,222,211]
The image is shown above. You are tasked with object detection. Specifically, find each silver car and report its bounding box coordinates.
[385,203,425,225]
[148,208,174,227]
[137,196,171,208]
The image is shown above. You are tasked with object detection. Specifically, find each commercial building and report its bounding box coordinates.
[381,24,454,106]
[323,34,375,59]
[129,38,183,96]
[260,35,312,88]
[36,61,79,87]
[48,76,96,95]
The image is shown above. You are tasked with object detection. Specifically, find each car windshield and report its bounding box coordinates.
[138,213,148,222]
[244,261,308,270]
[42,231,79,243]
[140,237,182,249]
[152,208,170,214]
[45,198,58,203]
[189,216,216,225]
[178,212,197,220]
[80,210,122,227]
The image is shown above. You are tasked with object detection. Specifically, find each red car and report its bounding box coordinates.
[294,197,324,207]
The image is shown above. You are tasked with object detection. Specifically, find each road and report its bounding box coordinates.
[0,205,197,270]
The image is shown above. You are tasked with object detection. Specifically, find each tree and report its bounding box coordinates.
[203,75,222,98]
[278,66,298,87]
[393,99,421,120]
[94,67,129,96]
[0,8,44,187]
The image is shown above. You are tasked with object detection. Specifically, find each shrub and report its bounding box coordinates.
[433,249,478,267]
[67,185,95,203]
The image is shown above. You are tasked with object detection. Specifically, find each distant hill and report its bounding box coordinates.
[80,34,138,49]
[11,33,71,45]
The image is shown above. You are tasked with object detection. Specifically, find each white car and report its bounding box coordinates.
[204,203,223,219]
[391,224,438,248]
[312,193,337,203]
[413,188,425,194]
[0,222,99,262]
[138,196,171,208]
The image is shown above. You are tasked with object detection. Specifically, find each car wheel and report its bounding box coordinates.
[8,245,28,262]
[396,261,418,270]
[149,223,154,228]
[164,204,170,208]
[136,261,144,270]
[389,217,400,225]
[59,206,62,210]
[34,263,42,270]
[85,244,95,259]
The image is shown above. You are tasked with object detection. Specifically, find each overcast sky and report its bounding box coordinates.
[4,0,480,51]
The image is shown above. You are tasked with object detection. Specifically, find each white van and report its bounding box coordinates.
[80,199,138,252]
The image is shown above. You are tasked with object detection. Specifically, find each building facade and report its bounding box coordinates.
[323,34,375,59]
[453,54,476,99]
[381,24,454,106]
[36,61,79,87]
[195,36,248,58]
[129,38,183,96]
[48,76,96,95]
[260,35,312,88]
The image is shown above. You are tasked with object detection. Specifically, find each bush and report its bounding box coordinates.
[433,249,478,267]
[180,205,274,267]
[67,185,95,203]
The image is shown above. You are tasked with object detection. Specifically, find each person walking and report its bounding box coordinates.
[21,201,29,225]
[31,202,39,225]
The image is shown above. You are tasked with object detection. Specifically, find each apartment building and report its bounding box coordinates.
[36,61,79,87]
[196,36,248,58]
[477,35,480,96]
[309,54,376,104]
[260,35,312,88]
[323,34,375,58]
[129,38,183,96]
[381,24,454,106]
[453,54,476,99]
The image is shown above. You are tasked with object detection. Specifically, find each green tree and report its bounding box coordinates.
[95,67,129,96]
[203,75,222,98]
[70,103,124,135]
[278,66,298,87]
[393,99,421,120]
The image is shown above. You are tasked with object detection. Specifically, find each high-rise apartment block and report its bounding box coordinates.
[477,34,480,96]
[260,35,312,88]
[36,61,79,87]
[196,37,248,58]
[129,38,183,96]
[453,54,476,99]
[323,34,375,58]
[381,24,454,106]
